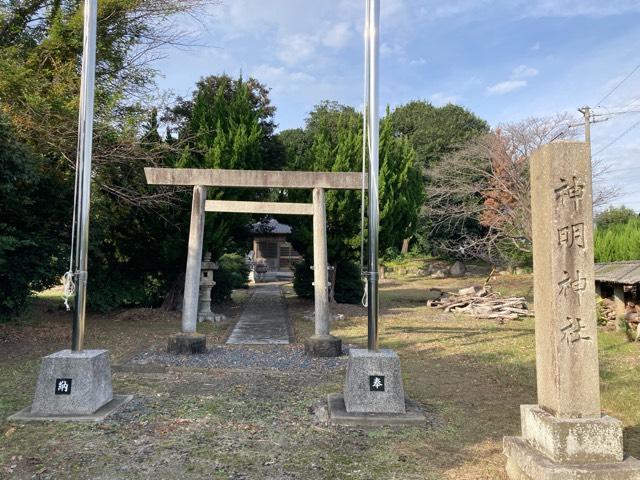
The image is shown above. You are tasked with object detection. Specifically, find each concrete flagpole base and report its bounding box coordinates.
[327,394,427,427]
[9,349,131,422]
[330,349,426,427]
[343,348,406,413]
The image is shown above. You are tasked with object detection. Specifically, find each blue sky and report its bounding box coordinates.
[154,0,640,210]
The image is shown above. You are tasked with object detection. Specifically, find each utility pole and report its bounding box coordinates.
[578,106,592,152]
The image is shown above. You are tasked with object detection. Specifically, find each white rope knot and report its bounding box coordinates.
[62,270,76,311]
[361,277,368,308]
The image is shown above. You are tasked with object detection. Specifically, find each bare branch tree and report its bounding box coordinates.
[425,114,620,264]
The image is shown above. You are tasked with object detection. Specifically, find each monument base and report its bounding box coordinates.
[343,348,406,414]
[167,333,206,354]
[327,393,426,427]
[520,405,623,463]
[504,436,640,480]
[30,349,113,416]
[304,334,342,357]
[504,404,640,479]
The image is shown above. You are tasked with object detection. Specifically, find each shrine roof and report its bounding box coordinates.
[594,261,640,285]
[250,219,292,235]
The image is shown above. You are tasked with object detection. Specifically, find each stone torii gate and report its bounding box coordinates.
[145,167,365,357]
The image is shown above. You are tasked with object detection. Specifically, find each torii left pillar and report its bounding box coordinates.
[167,185,207,354]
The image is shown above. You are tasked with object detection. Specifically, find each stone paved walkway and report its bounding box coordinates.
[226,283,291,345]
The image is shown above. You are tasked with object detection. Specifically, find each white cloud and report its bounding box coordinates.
[323,22,353,49]
[522,0,640,18]
[430,92,460,106]
[530,42,541,51]
[512,64,539,78]
[486,80,528,95]
[251,64,316,93]
[278,34,316,66]
[429,0,493,19]
[416,0,640,22]
[381,42,406,58]
[485,64,538,95]
[410,57,427,66]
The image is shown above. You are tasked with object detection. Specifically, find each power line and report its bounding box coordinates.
[592,117,640,157]
[592,109,640,118]
[596,61,640,106]
[605,200,640,206]
[601,166,640,174]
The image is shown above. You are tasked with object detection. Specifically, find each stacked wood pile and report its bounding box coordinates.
[427,285,533,321]
[599,298,618,327]
[600,298,640,337]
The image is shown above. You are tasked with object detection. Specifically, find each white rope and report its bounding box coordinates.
[62,94,84,311]
[62,271,76,311]
[361,279,368,307]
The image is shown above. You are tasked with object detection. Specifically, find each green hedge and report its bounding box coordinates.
[594,218,640,263]
[213,253,250,303]
[293,259,364,304]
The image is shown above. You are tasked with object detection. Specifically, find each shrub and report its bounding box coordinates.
[293,260,314,299]
[0,116,69,320]
[333,260,365,304]
[293,259,364,304]
[213,253,249,303]
[594,218,640,263]
[595,206,637,230]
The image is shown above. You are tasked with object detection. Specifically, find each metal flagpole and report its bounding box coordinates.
[71,0,98,352]
[366,0,380,352]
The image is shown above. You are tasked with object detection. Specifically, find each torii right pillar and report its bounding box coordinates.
[305,187,342,357]
[504,142,640,479]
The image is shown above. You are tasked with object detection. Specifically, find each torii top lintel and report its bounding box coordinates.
[144,168,366,190]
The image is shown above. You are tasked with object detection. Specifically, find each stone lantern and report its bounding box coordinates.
[197,252,218,323]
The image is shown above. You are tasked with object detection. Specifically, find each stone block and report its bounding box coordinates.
[344,348,405,414]
[327,394,426,427]
[31,349,113,416]
[197,311,215,323]
[167,333,206,354]
[504,436,640,480]
[520,405,623,464]
[10,395,132,422]
[305,334,342,357]
[449,261,466,277]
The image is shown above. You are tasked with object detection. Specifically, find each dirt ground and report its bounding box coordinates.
[2,274,640,479]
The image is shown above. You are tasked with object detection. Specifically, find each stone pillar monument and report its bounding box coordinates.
[167,185,207,354]
[197,252,218,323]
[305,187,342,357]
[504,142,640,478]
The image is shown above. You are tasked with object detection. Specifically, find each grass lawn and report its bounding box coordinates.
[1,274,639,479]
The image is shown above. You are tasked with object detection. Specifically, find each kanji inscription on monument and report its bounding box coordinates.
[369,375,385,392]
[530,142,599,418]
[55,378,72,395]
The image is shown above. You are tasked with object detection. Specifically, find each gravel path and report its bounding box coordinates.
[128,344,349,373]
[226,283,291,345]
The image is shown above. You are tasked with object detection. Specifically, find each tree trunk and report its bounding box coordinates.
[162,272,185,311]
[329,265,337,304]
[401,237,410,254]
